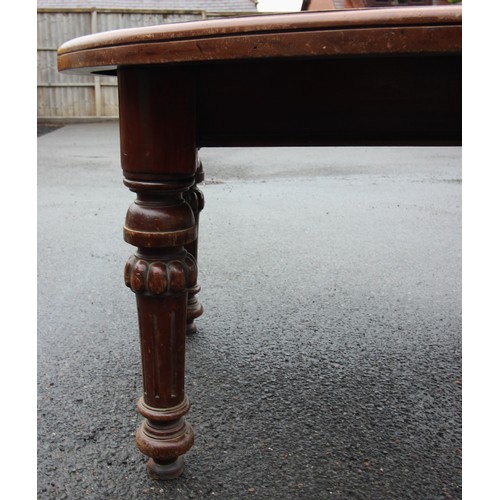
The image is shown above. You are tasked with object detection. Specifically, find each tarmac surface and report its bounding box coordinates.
[38,122,461,499]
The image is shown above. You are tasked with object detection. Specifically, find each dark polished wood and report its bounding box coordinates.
[195,56,460,147]
[57,5,462,480]
[58,6,461,73]
[119,66,198,479]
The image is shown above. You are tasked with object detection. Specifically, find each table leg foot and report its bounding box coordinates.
[136,411,194,480]
[147,457,185,480]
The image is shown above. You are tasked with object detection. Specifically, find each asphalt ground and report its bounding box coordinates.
[38,122,461,499]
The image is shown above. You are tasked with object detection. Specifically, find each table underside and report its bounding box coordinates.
[193,55,461,147]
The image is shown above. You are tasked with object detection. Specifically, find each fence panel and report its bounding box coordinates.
[37,9,212,120]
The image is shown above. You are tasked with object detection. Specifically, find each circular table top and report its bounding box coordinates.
[58,6,461,75]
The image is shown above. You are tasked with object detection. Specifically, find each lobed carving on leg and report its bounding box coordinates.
[124,253,197,296]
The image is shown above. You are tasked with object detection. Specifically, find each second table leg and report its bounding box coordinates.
[184,160,205,335]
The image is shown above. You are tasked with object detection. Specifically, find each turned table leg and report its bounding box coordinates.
[117,66,198,479]
[123,180,197,479]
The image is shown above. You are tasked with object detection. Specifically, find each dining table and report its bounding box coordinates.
[58,4,461,480]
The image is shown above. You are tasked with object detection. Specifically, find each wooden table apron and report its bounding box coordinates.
[57,6,461,480]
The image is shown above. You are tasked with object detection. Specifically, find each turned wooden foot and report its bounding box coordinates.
[146,457,186,480]
[136,398,194,480]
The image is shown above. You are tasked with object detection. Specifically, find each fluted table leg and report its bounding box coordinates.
[123,179,197,479]
[117,66,198,479]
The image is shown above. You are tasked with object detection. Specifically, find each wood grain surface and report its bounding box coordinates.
[58,6,461,74]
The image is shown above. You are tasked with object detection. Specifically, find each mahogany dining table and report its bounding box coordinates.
[58,5,461,480]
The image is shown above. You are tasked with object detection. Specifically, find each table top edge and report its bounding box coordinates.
[57,6,461,73]
[58,6,461,54]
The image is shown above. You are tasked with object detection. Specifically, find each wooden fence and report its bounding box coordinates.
[37,8,255,121]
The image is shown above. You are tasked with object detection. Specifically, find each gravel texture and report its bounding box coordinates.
[38,122,461,499]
